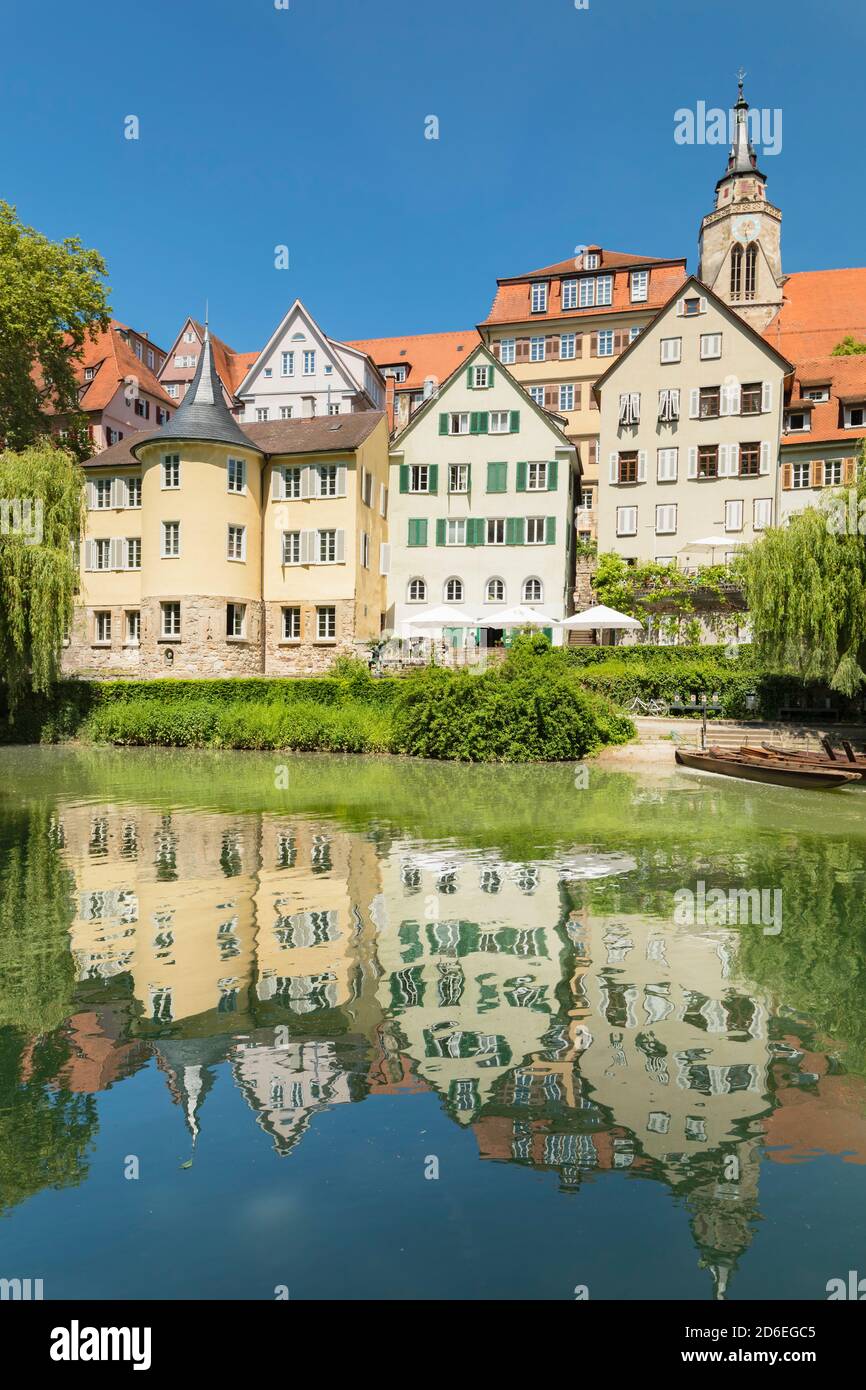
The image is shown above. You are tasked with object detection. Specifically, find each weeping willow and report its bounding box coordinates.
[740,445,866,695]
[0,442,83,709]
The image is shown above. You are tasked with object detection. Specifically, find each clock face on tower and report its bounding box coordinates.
[732,214,761,246]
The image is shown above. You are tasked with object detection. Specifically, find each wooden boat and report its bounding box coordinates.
[675,745,859,789]
[758,741,866,777]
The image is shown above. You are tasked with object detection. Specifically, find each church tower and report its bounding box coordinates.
[698,78,784,331]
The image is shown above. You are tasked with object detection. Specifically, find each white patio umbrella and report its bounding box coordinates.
[559,604,643,632]
[681,536,747,560]
[404,604,479,628]
[475,604,559,628]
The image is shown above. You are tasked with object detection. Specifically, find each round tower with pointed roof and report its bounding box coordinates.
[698,78,784,331]
[132,325,266,676]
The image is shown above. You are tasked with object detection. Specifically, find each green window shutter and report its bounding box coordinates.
[486,461,506,493]
[469,411,479,434]
[468,518,485,546]
[486,366,494,388]
[465,463,472,490]
[510,410,520,432]
[408,518,428,547]
[516,461,527,492]
[546,516,556,545]
[547,459,559,490]
[466,366,474,388]
[506,517,525,545]
[438,413,448,435]
[436,518,446,546]
[428,464,438,494]
[477,412,488,434]
[399,464,409,493]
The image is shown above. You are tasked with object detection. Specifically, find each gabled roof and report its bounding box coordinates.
[763,269,866,363]
[481,250,688,327]
[591,274,794,397]
[234,299,371,399]
[345,329,480,393]
[389,339,575,453]
[73,321,175,412]
[782,353,866,447]
[159,317,256,397]
[132,328,259,457]
[85,410,386,468]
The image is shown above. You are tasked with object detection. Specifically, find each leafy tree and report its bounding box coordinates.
[739,447,866,695]
[832,335,866,357]
[0,201,110,448]
[0,442,84,708]
[592,552,741,643]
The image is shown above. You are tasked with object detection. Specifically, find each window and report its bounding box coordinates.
[489,411,510,433]
[227,457,246,493]
[791,461,812,489]
[227,524,246,561]
[741,382,762,415]
[596,275,613,305]
[559,384,574,411]
[449,464,469,493]
[256,408,270,422]
[166,384,179,398]
[94,539,111,570]
[318,464,338,496]
[578,277,595,307]
[578,486,593,510]
[125,610,140,644]
[156,408,170,426]
[694,445,718,479]
[619,392,640,426]
[739,443,760,477]
[744,244,758,301]
[616,506,637,536]
[527,461,548,490]
[660,337,681,364]
[328,403,341,416]
[682,297,702,316]
[161,521,180,557]
[280,350,295,377]
[282,606,301,640]
[360,530,370,569]
[805,386,830,402]
[526,517,546,544]
[730,245,743,299]
[825,459,843,486]
[280,406,294,420]
[162,455,180,489]
[134,398,150,419]
[486,577,505,602]
[316,606,336,640]
[84,366,96,382]
[410,464,430,492]
[700,333,722,359]
[725,499,744,532]
[444,577,464,602]
[657,448,678,482]
[658,388,680,422]
[630,270,649,302]
[361,469,374,507]
[324,364,333,376]
[94,478,112,508]
[597,330,614,356]
[303,350,316,375]
[529,386,545,405]
[629,325,642,343]
[655,504,677,534]
[126,537,141,570]
[499,338,516,364]
[161,602,181,638]
[448,413,469,434]
[263,368,273,379]
[845,406,866,428]
[530,336,545,362]
[786,411,810,433]
[407,578,427,602]
[94,611,111,643]
[753,498,772,530]
[227,602,246,638]
[531,282,548,313]
[584,252,599,270]
[446,519,467,546]
[486,517,505,544]
[560,279,577,310]
[560,332,576,359]
[618,451,638,484]
[317,529,337,562]
[282,530,301,564]
[698,386,720,419]
[472,364,491,388]
[523,577,543,602]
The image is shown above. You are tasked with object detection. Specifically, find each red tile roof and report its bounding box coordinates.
[186,320,257,396]
[763,268,866,362]
[345,329,480,393]
[75,321,174,412]
[481,250,688,326]
[783,352,866,447]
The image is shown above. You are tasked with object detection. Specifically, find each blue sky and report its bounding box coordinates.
[4,0,863,354]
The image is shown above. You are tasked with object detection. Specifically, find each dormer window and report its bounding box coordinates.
[844,404,866,429]
[531,282,549,313]
[585,252,600,269]
[84,366,96,381]
[630,270,649,303]
[804,386,830,402]
[561,278,578,310]
[785,410,811,433]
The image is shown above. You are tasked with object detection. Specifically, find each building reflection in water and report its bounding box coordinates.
[13,799,866,1296]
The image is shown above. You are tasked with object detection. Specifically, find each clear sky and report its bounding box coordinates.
[4,0,863,355]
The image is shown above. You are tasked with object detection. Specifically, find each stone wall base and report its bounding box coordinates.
[61,605,143,678]
[138,597,265,677]
[264,599,367,675]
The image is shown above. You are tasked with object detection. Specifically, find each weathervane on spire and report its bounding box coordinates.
[737,67,747,100]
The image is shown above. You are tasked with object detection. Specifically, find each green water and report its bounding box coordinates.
[1,745,866,1300]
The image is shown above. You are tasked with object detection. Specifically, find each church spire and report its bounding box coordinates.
[727,71,759,176]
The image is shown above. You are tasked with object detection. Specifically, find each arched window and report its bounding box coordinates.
[744,243,758,301]
[523,577,543,603]
[407,577,426,602]
[730,244,742,299]
[485,577,505,603]
[444,577,464,602]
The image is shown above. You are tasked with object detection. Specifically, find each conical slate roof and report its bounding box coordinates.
[132,325,259,457]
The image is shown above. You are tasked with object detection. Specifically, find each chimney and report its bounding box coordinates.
[385,376,396,431]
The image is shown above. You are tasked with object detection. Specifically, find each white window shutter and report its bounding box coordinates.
[689,389,700,419]
[699,297,708,313]
[380,541,391,575]
[335,529,346,563]
[301,467,313,500]
[301,529,314,564]
[379,482,387,517]
[730,443,740,477]
[760,442,771,475]
[271,468,283,501]
[86,480,97,510]
[637,451,647,482]
[762,381,773,413]
[110,477,123,508]
[676,299,685,317]
[110,538,124,570]
[337,466,347,497]
[720,385,730,417]
[609,452,618,483]
[671,388,680,416]
[730,382,742,415]
[632,392,641,421]
[85,540,95,571]
[688,447,698,479]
